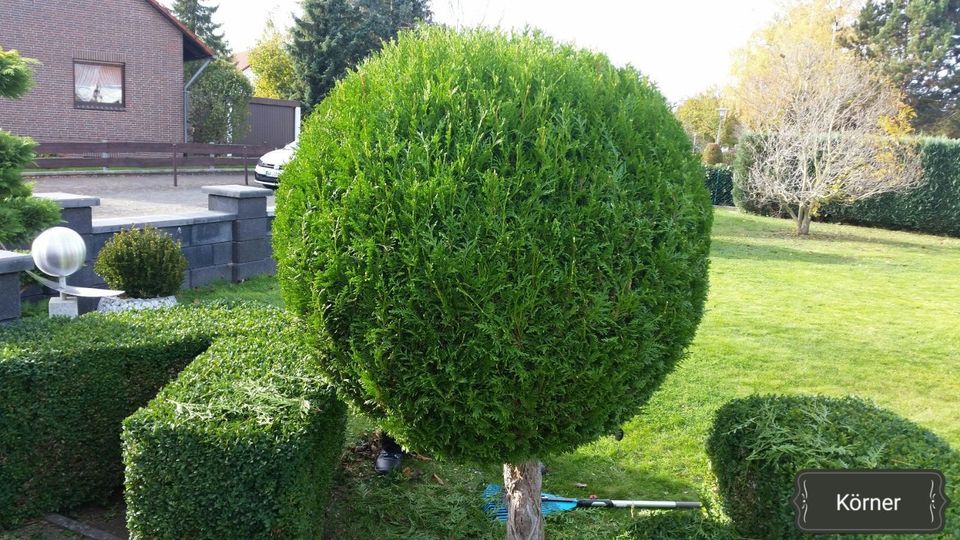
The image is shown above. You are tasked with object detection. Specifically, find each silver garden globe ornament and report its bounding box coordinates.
[27,226,122,318]
[31,227,86,279]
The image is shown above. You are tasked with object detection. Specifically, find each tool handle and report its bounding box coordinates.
[566,498,701,509]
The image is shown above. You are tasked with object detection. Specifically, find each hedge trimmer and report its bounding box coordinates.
[482,484,701,522]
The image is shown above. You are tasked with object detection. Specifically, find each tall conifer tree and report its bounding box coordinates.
[847,0,960,136]
[172,0,231,57]
[290,0,430,108]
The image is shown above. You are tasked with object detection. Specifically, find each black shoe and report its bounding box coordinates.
[375,449,403,474]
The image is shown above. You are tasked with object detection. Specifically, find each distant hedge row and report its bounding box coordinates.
[708,395,959,539]
[733,136,960,236]
[705,165,733,206]
[820,138,960,236]
[0,304,346,537]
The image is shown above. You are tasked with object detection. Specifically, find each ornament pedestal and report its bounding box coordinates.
[49,296,79,318]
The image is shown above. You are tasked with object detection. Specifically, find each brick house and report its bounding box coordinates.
[0,0,213,143]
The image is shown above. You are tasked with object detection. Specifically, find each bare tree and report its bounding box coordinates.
[740,39,923,235]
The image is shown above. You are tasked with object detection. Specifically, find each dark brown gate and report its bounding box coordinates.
[240,97,300,149]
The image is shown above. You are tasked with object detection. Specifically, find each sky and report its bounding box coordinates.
[164,0,785,104]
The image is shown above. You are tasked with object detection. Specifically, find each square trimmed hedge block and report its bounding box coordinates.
[0,304,347,536]
[123,315,346,539]
[0,311,211,527]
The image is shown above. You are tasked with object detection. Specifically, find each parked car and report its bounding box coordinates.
[254,141,298,189]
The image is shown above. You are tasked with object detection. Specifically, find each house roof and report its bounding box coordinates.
[232,50,251,72]
[142,0,215,60]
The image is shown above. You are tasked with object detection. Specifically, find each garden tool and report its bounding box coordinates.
[482,484,701,522]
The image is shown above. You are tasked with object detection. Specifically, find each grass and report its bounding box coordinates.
[32,208,960,538]
[177,274,283,307]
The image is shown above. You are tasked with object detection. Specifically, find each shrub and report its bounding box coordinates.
[705,165,733,206]
[0,303,346,532]
[275,25,711,464]
[702,142,723,165]
[94,226,187,298]
[188,59,253,144]
[0,48,35,98]
[731,133,786,217]
[123,318,347,539]
[706,395,960,539]
[0,49,60,247]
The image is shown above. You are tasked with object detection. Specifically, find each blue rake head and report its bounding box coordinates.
[483,484,576,522]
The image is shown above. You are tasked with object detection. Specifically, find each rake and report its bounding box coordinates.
[482,484,701,522]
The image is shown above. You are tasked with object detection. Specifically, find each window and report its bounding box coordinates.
[74,61,124,109]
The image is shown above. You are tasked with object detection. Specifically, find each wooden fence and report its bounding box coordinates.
[29,142,275,186]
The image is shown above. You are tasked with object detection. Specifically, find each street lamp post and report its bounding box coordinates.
[716,107,729,145]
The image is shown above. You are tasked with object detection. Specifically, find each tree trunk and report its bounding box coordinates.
[800,212,813,235]
[796,203,812,235]
[503,461,544,540]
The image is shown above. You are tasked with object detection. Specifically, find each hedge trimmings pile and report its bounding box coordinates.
[275,26,712,464]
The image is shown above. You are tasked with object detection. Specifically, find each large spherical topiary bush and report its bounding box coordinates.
[275,28,711,534]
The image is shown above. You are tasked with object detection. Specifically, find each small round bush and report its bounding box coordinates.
[701,143,723,165]
[275,27,712,464]
[94,226,186,298]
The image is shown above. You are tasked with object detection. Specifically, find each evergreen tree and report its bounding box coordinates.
[290,0,431,108]
[846,0,960,137]
[173,0,249,142]
[172,0,230,57]
[0,49,59,247]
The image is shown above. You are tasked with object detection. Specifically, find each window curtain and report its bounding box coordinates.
[75,63,122,104]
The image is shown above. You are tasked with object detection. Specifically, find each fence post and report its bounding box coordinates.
[172,143,178,187]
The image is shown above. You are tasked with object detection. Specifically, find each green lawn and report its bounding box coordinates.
[166,208,960,538]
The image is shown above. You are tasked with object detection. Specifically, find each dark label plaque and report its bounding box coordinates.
[792,470,950,533]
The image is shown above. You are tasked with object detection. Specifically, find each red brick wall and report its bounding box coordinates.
[0,0,185,143]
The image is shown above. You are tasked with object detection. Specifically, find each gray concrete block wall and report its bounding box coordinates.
[2,186,277,321]
[0,252,35,322]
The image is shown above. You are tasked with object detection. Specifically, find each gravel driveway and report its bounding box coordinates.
[29,172,276,219]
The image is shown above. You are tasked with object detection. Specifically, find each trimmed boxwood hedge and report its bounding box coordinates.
[707,395,959,539]
[0,308,211,527]
[0,303,346,536]
[123,315,347,539]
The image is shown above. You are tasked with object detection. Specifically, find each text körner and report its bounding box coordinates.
[837,493,902,512]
